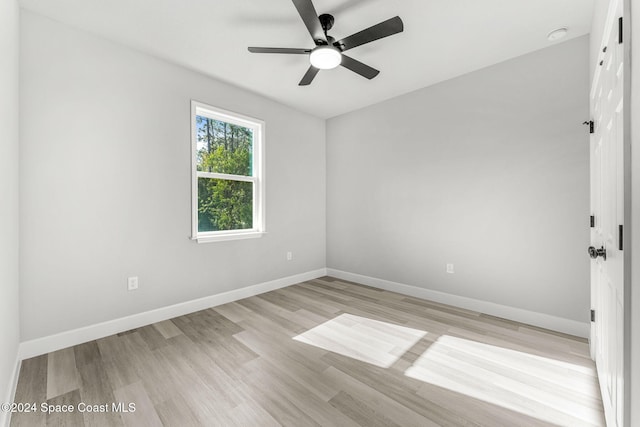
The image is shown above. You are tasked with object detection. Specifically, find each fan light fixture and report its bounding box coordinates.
[310,46,342,69]
[247,2,404,86]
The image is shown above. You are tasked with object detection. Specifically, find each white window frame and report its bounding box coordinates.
[191,101,265,243]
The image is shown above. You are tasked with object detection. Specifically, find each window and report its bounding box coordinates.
[191,101,265,242]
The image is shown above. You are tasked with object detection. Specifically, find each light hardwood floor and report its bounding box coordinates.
[10,277,605,426]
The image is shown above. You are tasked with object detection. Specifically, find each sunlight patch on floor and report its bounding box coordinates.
[404,335,604,426]
[293,313,427,368]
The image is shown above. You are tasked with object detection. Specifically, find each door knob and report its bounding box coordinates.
[588,246,607,261]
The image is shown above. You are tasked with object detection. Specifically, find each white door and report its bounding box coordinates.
[590,0,624,425]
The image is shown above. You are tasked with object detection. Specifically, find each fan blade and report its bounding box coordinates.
[340,55,379,79]
[299,66,320,86]
[334,16,403,52]
[248,47,311,54]
[292,0,325,43]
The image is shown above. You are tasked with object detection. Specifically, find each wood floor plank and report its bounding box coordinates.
[235,330,335,401]
[227,401,282,427]
[96,335,143,391]
[73,341,101,369]
[256,290,302,312]
[77,359,124,427]
[241,358,359,427]
[323,366,439,427]
[414,381,555,427]
[329,390,406,427]
[272,286,342,318]
[11,355,47,427]
[236,298,305,334]
[321,351,482,426]
[136,325,170,351]
[210,301,255,324]
[159,335,242,408]
[408,345,602,426]
[238,382,321,427]
[11,277,604,427]
[112,382,162,427]
[151,319,183,339]
[46,348,80,400]
[45,389,84,427]
[154,395,201,427]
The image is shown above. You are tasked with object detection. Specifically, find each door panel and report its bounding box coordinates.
[590,0,624,425]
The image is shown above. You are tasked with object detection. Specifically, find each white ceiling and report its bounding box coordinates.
[19,0,594,118]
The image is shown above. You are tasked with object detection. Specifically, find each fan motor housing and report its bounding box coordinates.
[319,14,335,32]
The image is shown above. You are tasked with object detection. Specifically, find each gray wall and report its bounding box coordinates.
[327,36,590,323]
[0,0,21,417]
[19,11,326,341]
[0,0,20,416]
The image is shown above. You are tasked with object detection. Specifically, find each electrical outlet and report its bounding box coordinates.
[127,276,139,291]
[286,251,293,261]
[446,264,454,274]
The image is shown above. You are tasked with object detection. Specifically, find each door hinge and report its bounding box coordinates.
[591,309,596,322]
[590,215,595,228]
[619,17,623,44]
[583,120,594,134]
[619,224,623,250]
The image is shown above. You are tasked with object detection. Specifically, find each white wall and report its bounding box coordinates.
[327,36,590,324]
[19,11,326,341]
[0,0,21,422]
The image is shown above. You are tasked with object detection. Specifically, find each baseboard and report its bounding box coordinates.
[0,354,21,427]
[19,268,327,359]
[326,268,589,338]
[18,266,588,359]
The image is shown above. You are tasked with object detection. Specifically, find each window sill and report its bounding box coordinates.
[192,231,265,243]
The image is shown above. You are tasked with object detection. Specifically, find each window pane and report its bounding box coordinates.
[198,178,253,232]
[196,116,253,176]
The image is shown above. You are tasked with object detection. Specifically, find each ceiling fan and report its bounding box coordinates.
[248,0,404,86]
